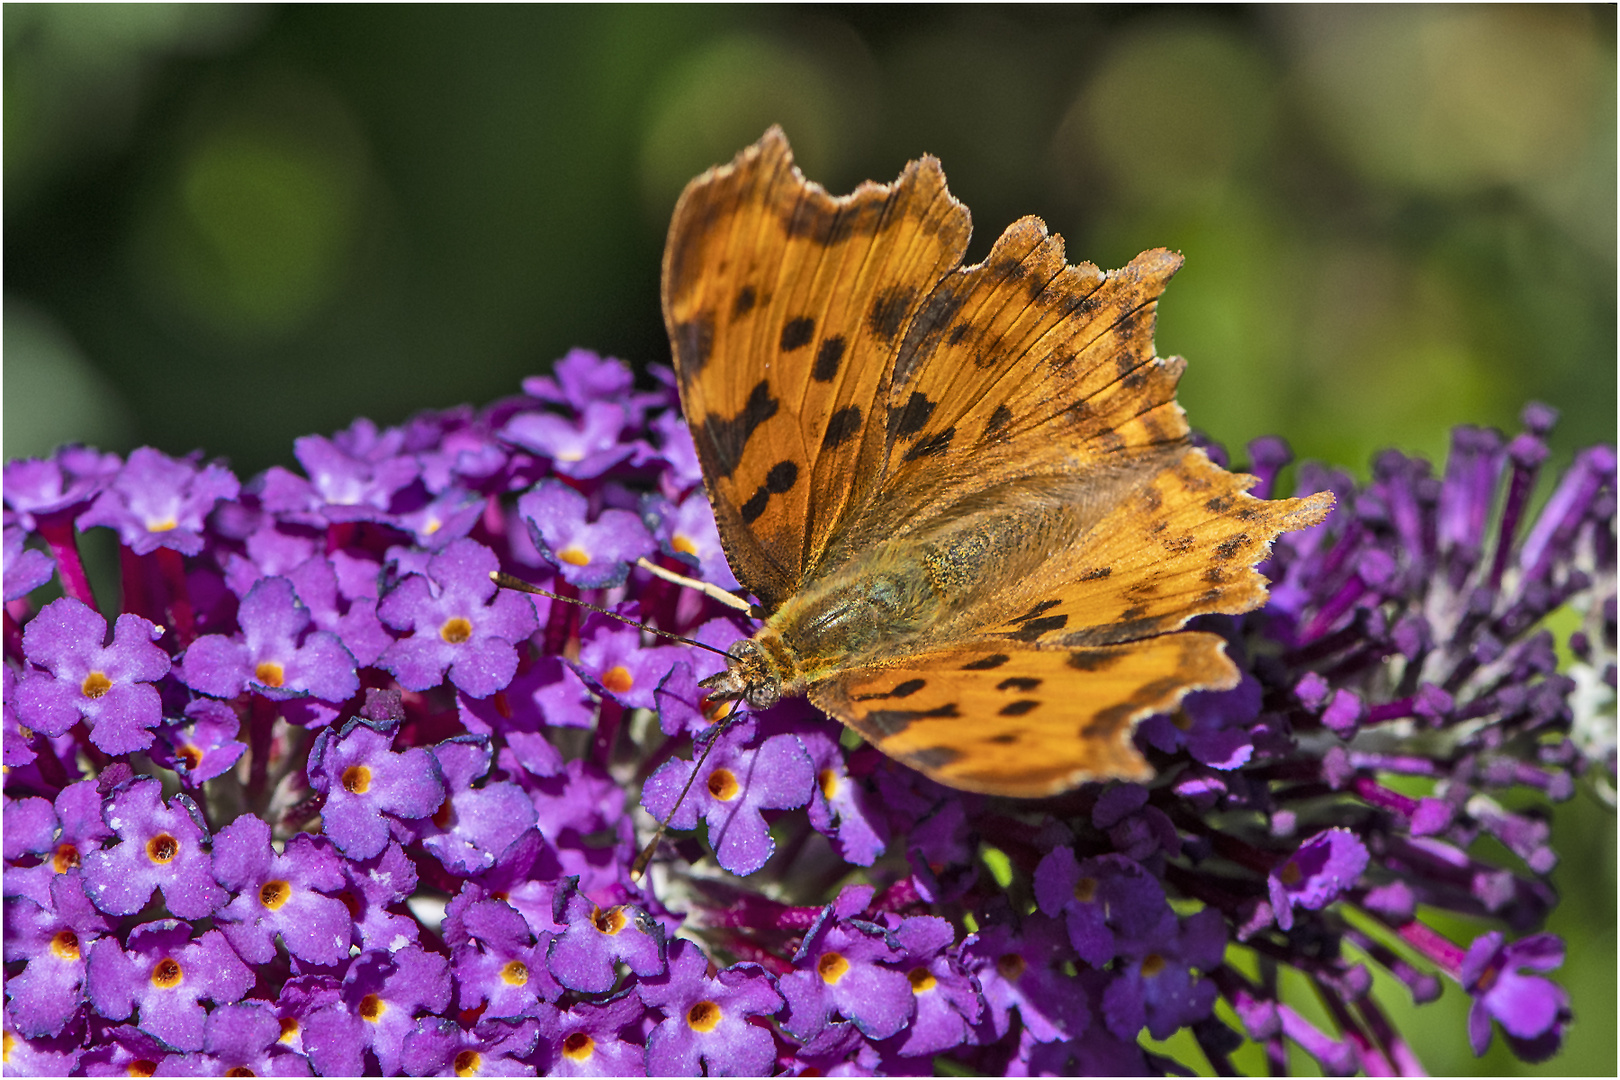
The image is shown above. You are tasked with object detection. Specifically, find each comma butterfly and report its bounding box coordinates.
[662,128,1333,797]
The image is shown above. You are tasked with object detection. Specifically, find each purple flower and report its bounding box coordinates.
[4,525,56,601]
[639,937,783,1076]
[4,871,116,1037]
[378,538,537,697]
[210,814,353,967]
[546,880,665,994]
[1033,849,1177,968]
[300,945,450,1076]
[963,911,1088,1043]
[334,841,423,954]
[307,718,447,860]
[574,612,684,711]
[518,480,655,589]
[796,723,887,867]
[181,576,359,702]
[453,898,562,1019]
[1460,932,1570,1061]
[1267,828,1370,932]
[148,698,246,786]
[399,1016,540,1077]
[80,777,227,920]
[534,990,648,1076]
[15,598,169,753]
[75,447,239,556]
[1100,907,1224,1041]
[879,916,981,1059]
[641,718,814,876]
[522,349,640,415]
[502,400,638,479]
[416,736,539,875]
[641,490,741,591]
[151,1001,313,1076]
[3,446,122,530]
[779,892,913,1043]
[293,418,420,518]
[85,920,253,1052]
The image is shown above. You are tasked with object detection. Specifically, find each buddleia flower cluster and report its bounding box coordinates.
[3,349,1612,1076]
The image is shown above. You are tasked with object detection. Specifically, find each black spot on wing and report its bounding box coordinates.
[1205,495,1233,513]
[673,313,715,377]
[1081,567,1112,581]
[962,653,1010,670]
[812,336,846,382]
[765,460,799,494]
[902,427,955,462]
[732,286,757,319]
[889,392,936,439]
[854,677,926,701]
[984,405,1013,438]
[1010,599,1061,623]
[822,405,863,450]
[1214,534,1251,560]
[1006,614,1068,642]
[891,284,969,386]
[702,380,778,479]
[739,461,800,525]
[946,324,970,345]
[900,745,963,771]
[864,704,960,737]
[996,677,1041,692]
[780,316,815,352]
[869,284,918,341]
[987,732,1020,745]
[740,488,770,524]
[1068,649,1123,672]
[998,700,1040,717]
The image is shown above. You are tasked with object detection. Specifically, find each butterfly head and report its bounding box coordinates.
[699,638,784,710]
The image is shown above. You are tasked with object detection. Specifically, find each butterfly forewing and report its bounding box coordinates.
[663,128,1336,797]
[811,633,1237,797]
[663,128,971,611]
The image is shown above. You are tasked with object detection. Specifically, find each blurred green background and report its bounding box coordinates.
[3,5,1614,1074]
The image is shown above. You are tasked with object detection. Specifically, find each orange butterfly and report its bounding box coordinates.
[661,128,1332,797]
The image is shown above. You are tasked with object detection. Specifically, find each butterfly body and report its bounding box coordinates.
[667,128,1333,797]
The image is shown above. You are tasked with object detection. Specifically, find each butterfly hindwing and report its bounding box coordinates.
[663,128,971,611]
[811,633,1238,797]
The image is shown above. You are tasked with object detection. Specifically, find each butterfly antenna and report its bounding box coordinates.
[630,712,738,881]
[490,571,733,658]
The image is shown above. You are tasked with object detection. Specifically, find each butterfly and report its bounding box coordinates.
[661,127,1333,797]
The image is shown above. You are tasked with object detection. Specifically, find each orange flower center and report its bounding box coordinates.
[591,906,627,935]
[150,958,183,989]
[53,843,80,874]
[686,1000,722,1032]
[259,880,291,910]
[224,1068,255,1078]
[908,967,937,993]
[1073,876,1098,903]
[177,744,204,771]
[1278,861,1304,886]
[817,768,839,799]
[562,1032,594,1061]
[342,764,371,794]
[453,1050,481,1076]
[557,546,591,566]
[601,666,634,694]
[129,1062,158,1078]
[359,993,385,1021]
[500,960,529,986]
[254,661,285,688]
[80,671,112,699]
[440,616,474,644]
[671,534,698,556]
[996,953,1026,980]
[50,930,80,961]
[146,834,179,864]
[1141,953,1166,977]
[707,768,740,802]
[279,1017,299,1043]
[817,951,850,985]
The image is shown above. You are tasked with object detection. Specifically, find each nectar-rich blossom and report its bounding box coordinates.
[2,350,1611,1076]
